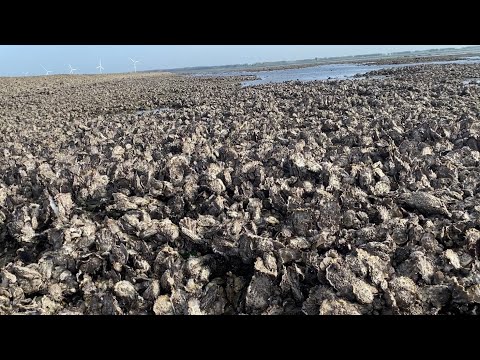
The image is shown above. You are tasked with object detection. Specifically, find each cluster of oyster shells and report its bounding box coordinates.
[1,64,479,314]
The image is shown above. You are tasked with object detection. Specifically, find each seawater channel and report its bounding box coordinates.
[198,56,480,87]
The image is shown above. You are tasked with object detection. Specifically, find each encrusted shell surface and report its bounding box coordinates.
[1,63,480,314]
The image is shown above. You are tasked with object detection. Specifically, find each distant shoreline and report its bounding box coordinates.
[153,46,480,75]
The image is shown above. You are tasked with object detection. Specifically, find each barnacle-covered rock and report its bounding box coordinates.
[157,218,180,242]
[54,193,74,219]
[397,192,451,217]
[7,205,39,244]
[11,264,45,295]
[319,299,362,315]
[245,273,275,314]
[389,276,418,309]
[325,259,378,304]
[153,295,174,315]
[114,280,138,301]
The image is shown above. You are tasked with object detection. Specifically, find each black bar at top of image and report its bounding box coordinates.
[4,4,478,45]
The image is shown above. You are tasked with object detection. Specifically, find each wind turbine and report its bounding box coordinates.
[41,65,52,75]
[129,58,140,73]
[68,64,78,74]
[96,59,104,74]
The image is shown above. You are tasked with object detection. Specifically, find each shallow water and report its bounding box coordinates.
[218,56,480,87]
[240,63,381,86]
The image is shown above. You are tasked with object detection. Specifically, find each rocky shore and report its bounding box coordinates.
[1,63,479,315]
[365,55,467,65]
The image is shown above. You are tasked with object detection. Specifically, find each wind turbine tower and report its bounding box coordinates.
[41,65,52,75]
[68,64,78,74]
[129,58,140,73]
[96,59,104,74]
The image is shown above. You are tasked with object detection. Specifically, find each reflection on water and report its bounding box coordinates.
[225,57,480,87]
[241,63,377,86]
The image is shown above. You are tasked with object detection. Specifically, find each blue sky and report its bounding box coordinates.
[0,45,470,77]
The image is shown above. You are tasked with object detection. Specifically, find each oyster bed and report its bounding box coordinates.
[1,64,480,315]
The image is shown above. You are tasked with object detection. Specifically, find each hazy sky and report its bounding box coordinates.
[0,45,470,76]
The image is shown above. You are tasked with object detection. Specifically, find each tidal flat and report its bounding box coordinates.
[0,63,479,314]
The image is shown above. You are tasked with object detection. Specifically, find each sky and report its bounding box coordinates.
[0,45,471,77]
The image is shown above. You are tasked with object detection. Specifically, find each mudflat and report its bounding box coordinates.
[0,64,479,315]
